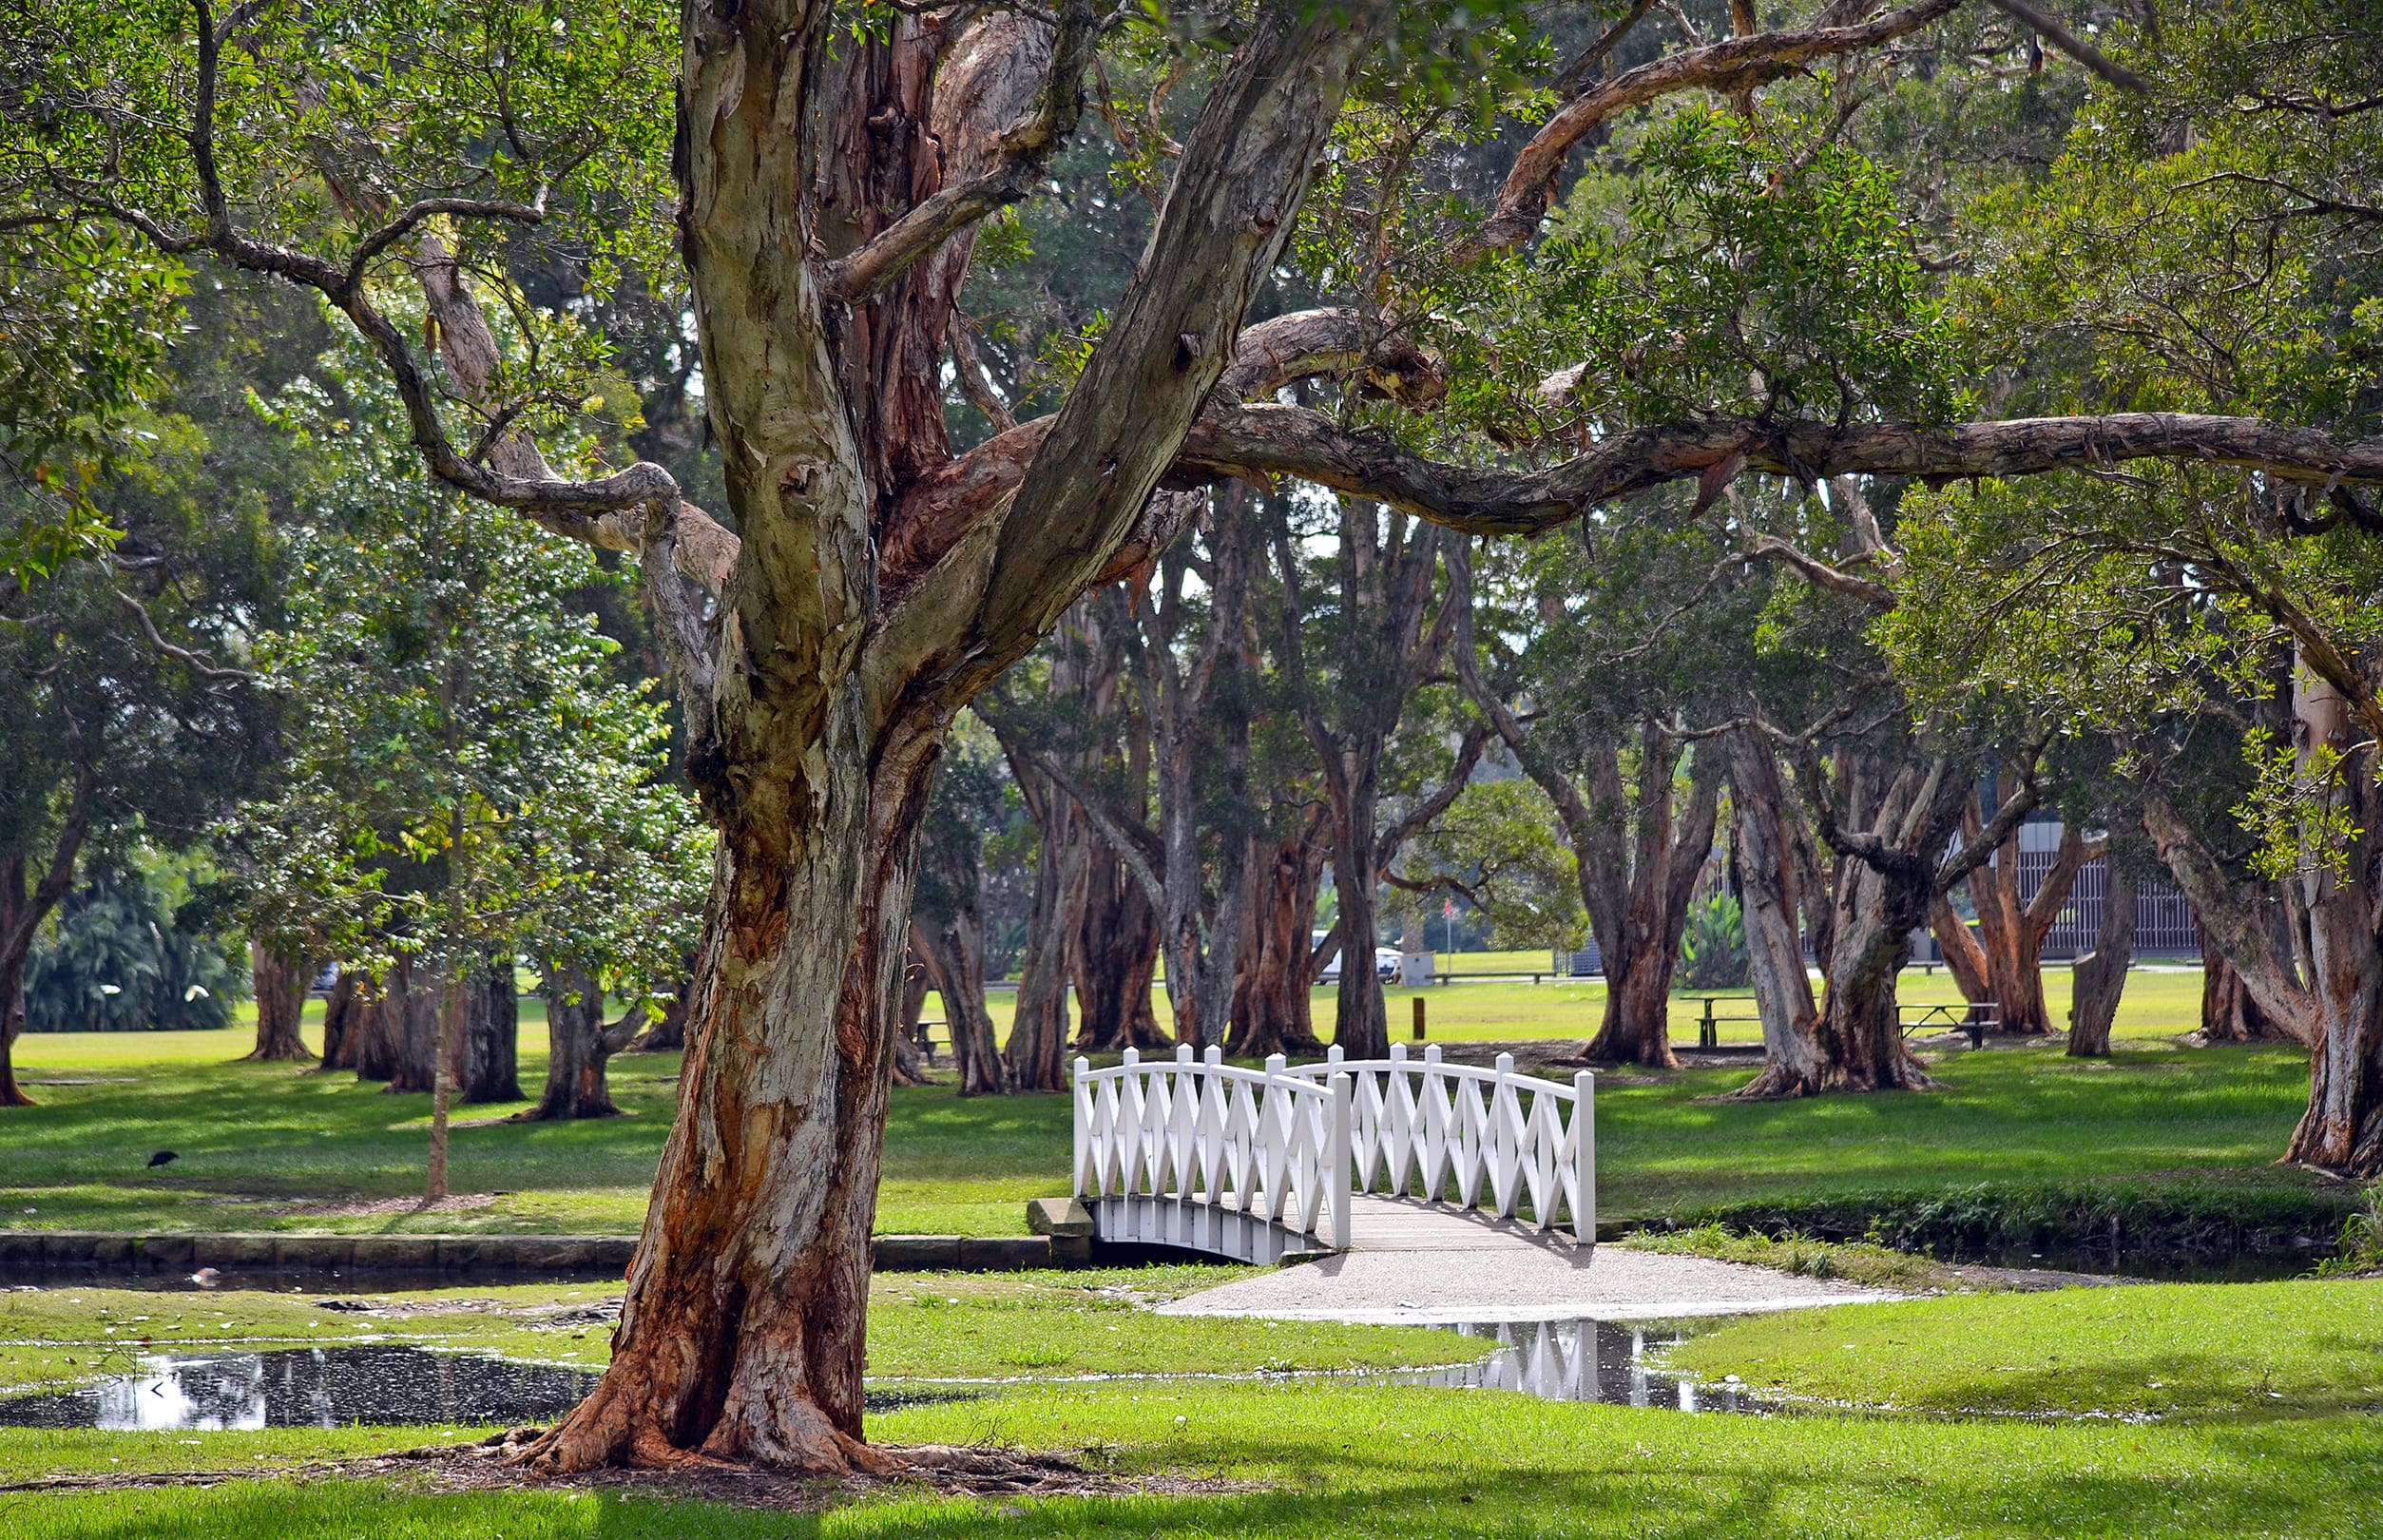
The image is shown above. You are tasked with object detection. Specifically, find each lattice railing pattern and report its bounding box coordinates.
[1278,1044,1594,1242]
[1071,1044,1594,1251]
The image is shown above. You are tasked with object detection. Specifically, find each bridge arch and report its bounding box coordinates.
[1071,1043,1595,1263]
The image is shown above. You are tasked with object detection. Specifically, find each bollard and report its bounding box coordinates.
[1571,1069,1596,1249]
[1413,996,1427,1040]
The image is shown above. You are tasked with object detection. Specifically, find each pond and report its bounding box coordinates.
[0,1320,1760,1432]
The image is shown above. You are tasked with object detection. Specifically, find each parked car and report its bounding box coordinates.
[1313,932,1406,983]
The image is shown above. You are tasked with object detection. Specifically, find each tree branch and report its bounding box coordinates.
[1740,533,1897,607]
[822,0,1101,302]
[1984,0,2148,92]
[1476,0,1966,251]
[112,587,255,683]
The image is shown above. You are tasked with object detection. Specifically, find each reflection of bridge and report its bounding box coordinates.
[1070,1044,1594,1263]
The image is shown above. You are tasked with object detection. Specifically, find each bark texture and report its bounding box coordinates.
[0,783,91,1107]
[245,941,316,1063]
[529,1,1386,1473]
[1227,814,1332,1058]
[459,964,521,1105]
[1724,729,1823,1096]
[318,971,363,1072]
[528,968,644,1119]
[2067,856,2135,1057]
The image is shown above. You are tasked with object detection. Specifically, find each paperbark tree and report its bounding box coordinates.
[1725,727,1824,1089]
[2066,852,2136,1057]
[245,940,315,1063]
[458,963,521,1105]
[46,0,2383,1469]
[529,967,646,1119]
[1928,785,2103,1035]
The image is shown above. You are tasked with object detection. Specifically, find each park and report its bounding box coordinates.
[3,0,2380,1534]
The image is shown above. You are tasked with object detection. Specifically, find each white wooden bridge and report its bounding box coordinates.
[1070,1044,1594,1263]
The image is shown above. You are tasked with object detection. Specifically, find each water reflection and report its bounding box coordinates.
[1402,1319,1763,1413]
[0,1346,595,1430]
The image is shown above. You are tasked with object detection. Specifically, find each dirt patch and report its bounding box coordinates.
[261,1192,501,1220]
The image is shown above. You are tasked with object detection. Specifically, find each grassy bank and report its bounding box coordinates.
[1,1011,2342,1250]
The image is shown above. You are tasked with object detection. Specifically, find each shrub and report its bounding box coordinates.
[1678,894,1751,990]
[24,863,242,1030]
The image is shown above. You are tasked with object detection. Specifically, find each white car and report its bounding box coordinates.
[1314,933,1406,983]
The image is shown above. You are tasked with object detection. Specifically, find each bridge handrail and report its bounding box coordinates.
[1277,1043,1594,1243]
[1069,1042,1594,1251]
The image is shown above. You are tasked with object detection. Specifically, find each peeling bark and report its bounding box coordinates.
[317,972,362,1072]
[2068,856,2135,1058]
[1724,728,1823,1098]
[1228,813,1332,1058]
[459,964,521,1105]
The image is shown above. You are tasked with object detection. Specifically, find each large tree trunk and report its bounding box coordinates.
[245,940,316,1062]
[1578,729,1721,1068]
[1724,729,1825,1098]
[2280,667,2383,1174]
[917,903,1007,1095]
[317,971,362,1071]
[1927,891,1993,1022]
[526,968,643,1119]
[530,0,1380,1473]
[459,963,521,1105]
[1072,849,1167,1051]
[2067,857,2136,1057]
[1807,855,1938,1091]
[1228,820,1331,1058]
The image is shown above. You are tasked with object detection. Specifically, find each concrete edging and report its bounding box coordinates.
[0,1228,1075,1280]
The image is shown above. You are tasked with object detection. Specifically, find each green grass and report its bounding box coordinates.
[7,1381,2381,1537]
[0,985,2342,1246]
[1666,1279,2383,1420]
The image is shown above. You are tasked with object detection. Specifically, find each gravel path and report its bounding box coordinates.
[1156,1196,1892,1325]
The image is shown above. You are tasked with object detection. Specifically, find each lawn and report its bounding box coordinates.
[0,970,2344,1248]
[6,1278,2382,1536]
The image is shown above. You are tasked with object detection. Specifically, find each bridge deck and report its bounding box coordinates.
[1156,1195,1890,1324]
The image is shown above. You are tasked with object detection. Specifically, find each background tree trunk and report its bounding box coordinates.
[917,905,1007,1095]
[459,962,520,1104]
[894,952,932,1088]
[1072,851,1167,1051]
[2200,937,2295,1042]
[2067,857,2136,1056]
[1725,730,1825,1098]
[1809,857,1938,1091]
[527,968,642,1119]
[318,971,362,1070]
[245,940,316,1062]
[358,960,439,1092]
[631,946,701,1053]
[1228,820,1331,1057]
[2279,666,2383,1174]
[1578,731,1720,1068]
[1005,780,1085,1091]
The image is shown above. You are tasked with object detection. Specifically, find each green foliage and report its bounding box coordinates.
[1438,106,1964,452]
[2316,1185,2383,1278]
[1400,779,1585,952]
[223,326,709,1000]
[23,859,243,1032]
[0,225,186,584]
[1677,893,1748,991]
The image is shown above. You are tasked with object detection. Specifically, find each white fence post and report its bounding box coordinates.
[1328,1069,1353,1252]
[1071,1055,1090,1197]
[1572,1068,1596,1247]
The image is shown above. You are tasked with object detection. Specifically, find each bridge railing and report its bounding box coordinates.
[1073,1047,1354,1250]
[1278,1044,1594,1244]
[1070,1043,1594,1252]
